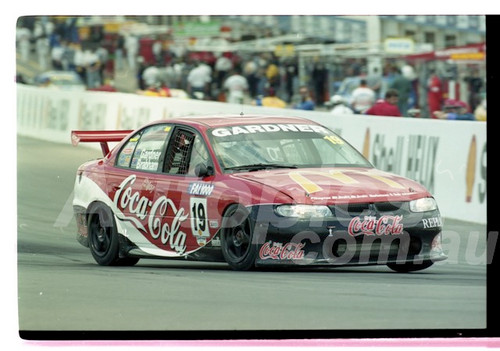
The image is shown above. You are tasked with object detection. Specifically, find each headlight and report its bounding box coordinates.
[409,197,438,212]
[275,205,332,218]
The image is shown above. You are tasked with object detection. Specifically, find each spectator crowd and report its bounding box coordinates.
[16,17,486,121]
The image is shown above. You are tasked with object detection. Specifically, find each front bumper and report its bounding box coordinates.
[247,203,447,267]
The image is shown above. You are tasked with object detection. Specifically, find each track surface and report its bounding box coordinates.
[17,136,487,333]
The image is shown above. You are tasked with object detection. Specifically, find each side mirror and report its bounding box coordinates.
[194,163,214,178]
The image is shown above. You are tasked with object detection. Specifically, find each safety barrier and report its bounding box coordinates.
[16,84,486,224]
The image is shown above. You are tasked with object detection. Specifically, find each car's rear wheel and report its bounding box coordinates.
[387,260,434,273]
[87,203,139,266]
[221,205,257,271]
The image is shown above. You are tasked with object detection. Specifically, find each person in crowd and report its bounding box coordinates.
[464,69,483,112]
[254,87,286,108]
[125,34,139,70]
[135,64,171,97]
[187,62,212,99]
[254,66,268,98]
[243,59,259,99]
[215,52,233,90]
[433,99,475,121]
[312,62,328,106]
[223,68,249,104]
[474,94,486,121]
[365,89,402,117]
[84,48,101,89]
[389,66,412,116]
[351,79,375,113]
[284,59,298,103]
[294,85,315,110]
[367,67,383,99]
[266,62,280,90]
[427,69,443,119]
[17,26,31,62]
[152,40,163,65]
[33,19,50,70]
[141,65,160,90]
[328,95,354,115]
[114,34,125,71]
[73,43,86,82]
[61,42,78,72]
[166,58,185,90]
[35,33,50,70]
[51,41,65,70]
[96,45,109,84]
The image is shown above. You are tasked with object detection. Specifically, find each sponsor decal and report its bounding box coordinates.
[289,169,404,194]
[135,149,162,171]
[210,238,221,247]
[310,191,416,201]
[114,175,188,254]
[209,220,219,228]
[142,178,155,193]
[463,134,486,204]
[259,241,306,260]
[211,124,329,137]
[422,216,443,229]
[188,182,215,196]
[190,197,210,246]
[324,135,344,145]
[370,133,439,193]
[348,215,403,236]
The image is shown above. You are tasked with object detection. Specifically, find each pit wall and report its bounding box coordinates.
[16,84,486,224]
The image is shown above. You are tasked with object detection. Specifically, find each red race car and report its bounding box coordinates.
[71,115,447,272]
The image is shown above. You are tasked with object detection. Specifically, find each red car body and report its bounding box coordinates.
[72,115,446,272]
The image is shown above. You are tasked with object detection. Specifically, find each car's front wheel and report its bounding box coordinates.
[87,203,139,266]
[387,260,434,273]
[220,205,257,271]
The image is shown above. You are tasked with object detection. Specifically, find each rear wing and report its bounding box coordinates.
[71,130,133,156]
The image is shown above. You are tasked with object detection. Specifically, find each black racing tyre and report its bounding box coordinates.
[220,205,257,271]
[387,260,434,273]
[87,203,139,266]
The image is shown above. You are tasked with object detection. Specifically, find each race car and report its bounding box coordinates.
[71,115,447,272]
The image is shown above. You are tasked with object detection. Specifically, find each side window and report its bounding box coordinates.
[116,134,140,168]
[187,136,210,176]
[116,124,172,172]
[164,129,210,176]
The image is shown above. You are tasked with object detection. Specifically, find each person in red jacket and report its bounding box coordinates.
[427,70,443,119]
[365,89,402,117]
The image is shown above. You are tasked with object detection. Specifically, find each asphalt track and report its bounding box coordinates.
[17,136,488,337]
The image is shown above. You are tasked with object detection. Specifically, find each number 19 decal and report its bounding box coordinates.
[190,197,210,239]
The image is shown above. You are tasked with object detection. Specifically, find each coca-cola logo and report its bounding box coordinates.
[113,175,188,254]
[259,241,305,260]
[348,215,403,236]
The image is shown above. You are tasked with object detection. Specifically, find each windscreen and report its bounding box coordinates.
[208,123,372,172]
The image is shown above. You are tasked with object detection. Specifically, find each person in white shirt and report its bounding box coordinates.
[215,54,233,89]
[187,63,212,99]
[329,95,354,115]
[125,34,139,70]
[84,49,101,88]
[351,79,375,113]
[223,69,249,104]
[142,65,160,87]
